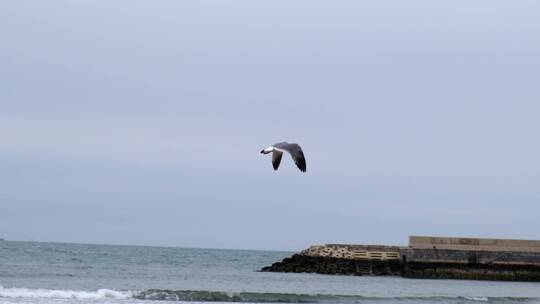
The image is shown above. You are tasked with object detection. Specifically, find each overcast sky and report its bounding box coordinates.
[1,0,539,251]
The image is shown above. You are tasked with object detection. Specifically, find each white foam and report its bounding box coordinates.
[0,285,132,300]
[464,297,489,302]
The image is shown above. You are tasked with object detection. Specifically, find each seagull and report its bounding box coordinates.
[260,142,306,172]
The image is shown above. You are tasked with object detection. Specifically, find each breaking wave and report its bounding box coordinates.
[0,285,131,300]
[0,286,537,303]
[133,289,537,303]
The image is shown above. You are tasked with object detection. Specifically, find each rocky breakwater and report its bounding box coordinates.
[261,244,402,276]
[262,237,540,281]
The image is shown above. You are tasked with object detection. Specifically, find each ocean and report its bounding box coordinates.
[1,241,539,304]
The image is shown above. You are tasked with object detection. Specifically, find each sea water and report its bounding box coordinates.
[1,240,539,304]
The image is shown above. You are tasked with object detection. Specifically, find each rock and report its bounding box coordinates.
[261,254,400,276]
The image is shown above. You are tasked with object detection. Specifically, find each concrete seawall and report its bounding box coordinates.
[261,236,540,282]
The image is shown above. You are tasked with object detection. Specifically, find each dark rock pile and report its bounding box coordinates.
[261,254,401,276]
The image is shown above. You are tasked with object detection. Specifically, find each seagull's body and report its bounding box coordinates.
[260,142,306,172]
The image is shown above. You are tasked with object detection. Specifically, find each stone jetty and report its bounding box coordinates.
[261,236,540,282]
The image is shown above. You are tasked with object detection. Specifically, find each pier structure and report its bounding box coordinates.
[262,236,540,281]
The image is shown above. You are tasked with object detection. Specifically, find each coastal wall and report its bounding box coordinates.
[261,237,540,282]
[401,248,540,266]
[409,236,540,253]
[400,247,540,281]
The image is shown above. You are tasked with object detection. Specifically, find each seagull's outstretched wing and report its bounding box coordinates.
[273,142,306,172]
[272,150,283,170]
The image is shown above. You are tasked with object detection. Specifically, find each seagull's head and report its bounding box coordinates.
[260,146,274,154]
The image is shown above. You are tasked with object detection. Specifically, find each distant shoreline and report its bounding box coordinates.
[0,239,293,253]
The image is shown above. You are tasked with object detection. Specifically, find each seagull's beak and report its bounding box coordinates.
[260,149,265,154]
